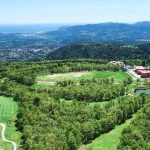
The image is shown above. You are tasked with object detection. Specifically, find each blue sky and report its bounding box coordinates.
[0,0,150,24]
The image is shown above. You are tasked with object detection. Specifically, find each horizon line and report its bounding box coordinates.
[0,21,150,26]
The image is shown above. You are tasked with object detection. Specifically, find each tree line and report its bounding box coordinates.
[35,79,126,102]
[0,60,119,86]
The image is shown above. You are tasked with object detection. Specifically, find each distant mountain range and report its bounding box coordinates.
[1,21,150,61]
[45,21,150,44]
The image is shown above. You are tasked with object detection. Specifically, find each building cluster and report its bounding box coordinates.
[109,61,124,66]
[135,66,150,78]
[109,61,150,79]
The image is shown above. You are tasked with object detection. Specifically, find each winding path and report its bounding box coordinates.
[0,123,17,150]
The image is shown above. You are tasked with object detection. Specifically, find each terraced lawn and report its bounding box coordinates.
[79,116,134,150]
[0,96,21,150]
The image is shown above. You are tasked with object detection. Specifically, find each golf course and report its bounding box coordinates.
[0,96,21,150]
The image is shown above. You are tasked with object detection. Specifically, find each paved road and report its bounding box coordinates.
[127,69,141,80]
[0,123,17,150]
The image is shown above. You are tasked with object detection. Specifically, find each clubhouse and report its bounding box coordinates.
[135,66,150,78]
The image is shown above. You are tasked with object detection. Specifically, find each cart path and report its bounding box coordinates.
[0,123,17,150]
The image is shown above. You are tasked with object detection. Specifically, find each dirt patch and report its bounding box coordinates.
[36,72,88,85]
[37,81,55,86]
[47,72,88,79]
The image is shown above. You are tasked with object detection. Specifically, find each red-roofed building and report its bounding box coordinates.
[135,66,145,72]
[140,71,150,78]
[137,70,144,75]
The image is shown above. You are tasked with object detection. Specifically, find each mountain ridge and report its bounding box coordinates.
[45,21,150,44]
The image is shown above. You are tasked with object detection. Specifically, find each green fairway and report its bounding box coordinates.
[84,71,130,83]
[36,71,130,85]
[31,84,54,89]
[89,101,108,108]
[0,96,21,150]
[79,116,134,150]
[89,97,119,108]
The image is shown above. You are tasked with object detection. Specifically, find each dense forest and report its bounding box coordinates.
[47,43,150,61]
[34,79,126,102]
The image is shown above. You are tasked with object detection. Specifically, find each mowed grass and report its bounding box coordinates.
[84,71,130,83]
[79,116,134,150]
[36,71,130,85]
[89,97,119,109]
[0,96,21,150]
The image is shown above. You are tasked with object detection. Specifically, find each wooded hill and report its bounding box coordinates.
[47,43,150,61]
[1,22,150,61]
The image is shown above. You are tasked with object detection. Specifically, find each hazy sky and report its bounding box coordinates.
[0,0,150,24]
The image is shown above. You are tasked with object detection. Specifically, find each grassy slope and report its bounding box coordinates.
[0,96,21,150]
[79,116,134,150]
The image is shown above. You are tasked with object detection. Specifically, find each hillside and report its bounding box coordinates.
[45,22,150,44]
[0,22,150,61]
[1,22,150,61]
[46,43,150,60]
